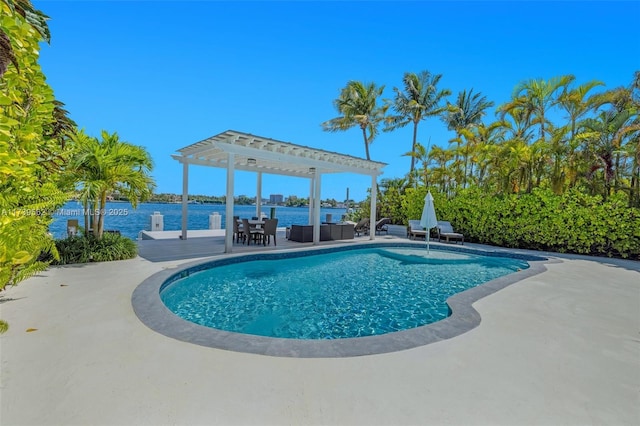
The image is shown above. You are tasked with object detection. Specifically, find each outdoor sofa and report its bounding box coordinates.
[288,223,354,242]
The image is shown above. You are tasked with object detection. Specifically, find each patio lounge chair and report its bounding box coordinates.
[375,218,391,235]
[407,220,427,240]
[436,221,464,244]
[353,217,370,236]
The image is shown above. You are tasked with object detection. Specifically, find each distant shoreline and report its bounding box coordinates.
[66,199,349,208]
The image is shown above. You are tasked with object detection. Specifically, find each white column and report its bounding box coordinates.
[308,175,314,224]
[312,171,322,244]
[180,161,189,240]
[256,171,262,218]
[224,153,235,253]
[369,174,377,240]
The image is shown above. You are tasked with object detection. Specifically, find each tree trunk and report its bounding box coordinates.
[98,192,108,239]
[410,121,418,173]
[629,169,637,207]
[83,199,90,237]
[614,152,621,193]
[361,127,370,161]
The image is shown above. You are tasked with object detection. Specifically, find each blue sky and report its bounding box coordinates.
[35,1,639,201]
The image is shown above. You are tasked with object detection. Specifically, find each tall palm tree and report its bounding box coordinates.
[499,75,575,141]
[555,79,604,189]
[426,145,454,194]
[444,89,494,132]
[557,79,604,140]
[70,130,155,239]
[576,110,633,200]
[586,73,640,204]
[321,81,387,161]
[384,71,451,173]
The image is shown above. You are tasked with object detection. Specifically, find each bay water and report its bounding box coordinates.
[49,201,347,240]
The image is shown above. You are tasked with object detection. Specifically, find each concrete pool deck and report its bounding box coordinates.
[1,240,639,425]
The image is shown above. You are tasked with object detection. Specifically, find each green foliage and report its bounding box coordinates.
[401,186,427,224]
[69,130,155,240]
[385,70,452,174]
[321,80,388,161]
[0,3,71,294]
[376,178,408,224]
[53,233,137,265]
[386,184,639,258]
[429,188,640,259]
[399,186,450,226]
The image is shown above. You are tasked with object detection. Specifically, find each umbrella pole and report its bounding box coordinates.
[427,232,430,254]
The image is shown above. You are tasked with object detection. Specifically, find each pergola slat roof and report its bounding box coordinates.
[173,129,386,177]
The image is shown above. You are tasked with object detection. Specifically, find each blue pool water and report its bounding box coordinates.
[160,247,530,339]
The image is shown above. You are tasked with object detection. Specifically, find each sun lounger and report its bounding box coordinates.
[436,221,464,244]
[407,220,427,240]
[375,218,391,235]
[353,218,370,236]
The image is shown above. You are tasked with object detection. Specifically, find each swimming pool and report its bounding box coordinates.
[161,247,529,339]
[132,242,548,357]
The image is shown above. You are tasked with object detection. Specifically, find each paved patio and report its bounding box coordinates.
[137,229,381,262]
[1,238,639,425]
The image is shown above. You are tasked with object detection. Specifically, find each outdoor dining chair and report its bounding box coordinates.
[242,218,262,245]
[257,218,278,246]
[233,216,245,243]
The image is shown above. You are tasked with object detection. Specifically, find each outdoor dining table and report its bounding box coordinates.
[238,219,265,227]
[238,218,266,245]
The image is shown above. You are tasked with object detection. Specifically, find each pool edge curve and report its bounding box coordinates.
[131,242,550,358]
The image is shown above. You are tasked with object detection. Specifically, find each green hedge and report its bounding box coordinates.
[401,187,640,259]
[52,233,137,264]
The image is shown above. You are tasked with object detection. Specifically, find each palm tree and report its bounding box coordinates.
[586,73,640,205]
[321,81,387,161]
[499,75,575,141]
[576,110,633,200]
[70,130,155,239]
[384,71,451,173]
[555,79,604,190]
[444,89,494,132]
[557,79,604,140]
[404,141,432,187]
[458,122,505,189]
[426,145,454,194]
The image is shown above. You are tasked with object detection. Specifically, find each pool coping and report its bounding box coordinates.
[131,241,551,358]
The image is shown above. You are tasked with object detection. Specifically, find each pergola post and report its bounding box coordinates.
[224,153,235,253]
[312,170,322,244]
[369,173,377,240]
[180,161,189,240]
[256,171,262,219]
[308,175,314,224]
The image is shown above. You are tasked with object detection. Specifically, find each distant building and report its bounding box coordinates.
[270,194,284,204]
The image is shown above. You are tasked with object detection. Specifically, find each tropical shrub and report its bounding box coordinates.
[377,178,409,224]
[53,233,137,265]
[429,188,640,259]
[400,186,449,226]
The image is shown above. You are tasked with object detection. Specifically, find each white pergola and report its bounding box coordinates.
[172,130,386,253]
